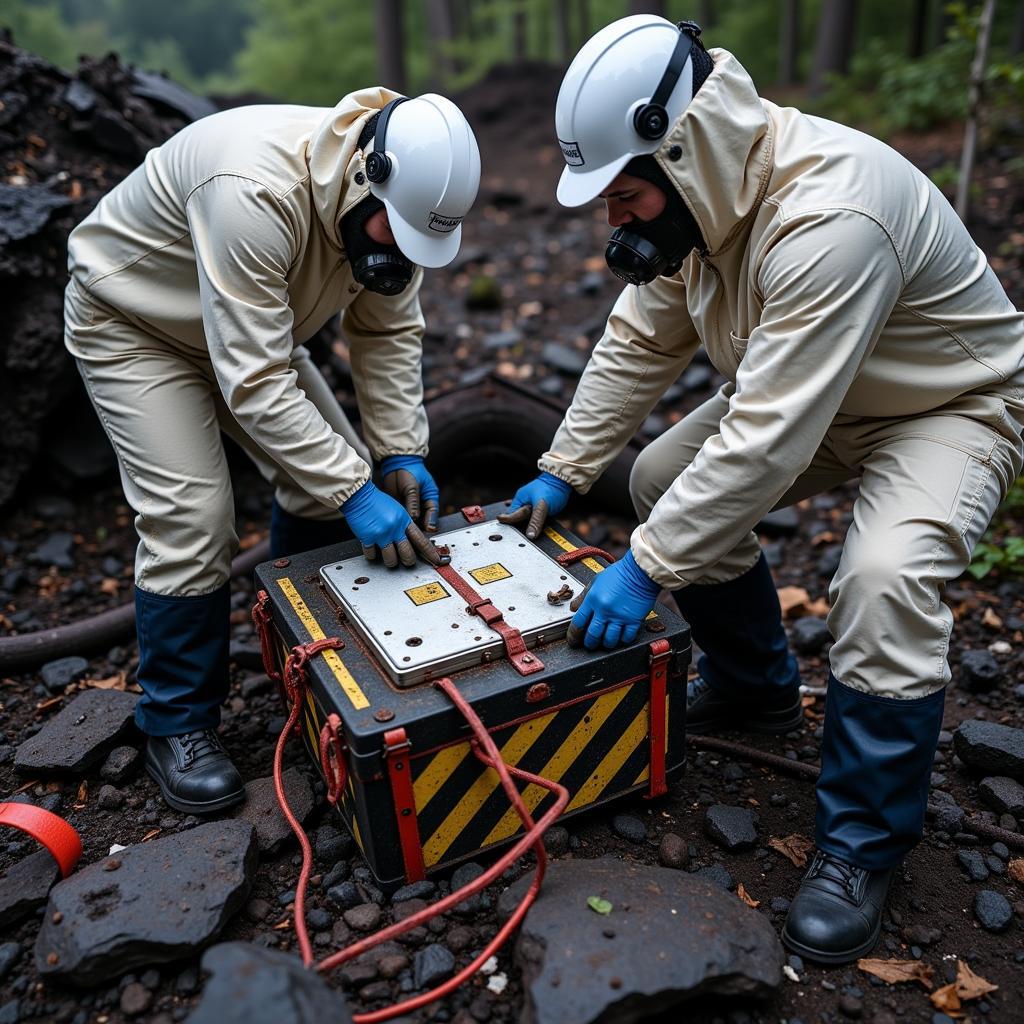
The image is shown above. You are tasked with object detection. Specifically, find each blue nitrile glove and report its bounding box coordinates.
[567,550,660,650]
[380,455,441,532]
[341,479,445,568]
[496,472,573,539]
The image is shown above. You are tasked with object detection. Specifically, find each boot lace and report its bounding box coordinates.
[812,851,862,899]
[179,729,226,767]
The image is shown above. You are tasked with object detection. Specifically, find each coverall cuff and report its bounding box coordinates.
[331,463,374,507]
[629,524,692,592]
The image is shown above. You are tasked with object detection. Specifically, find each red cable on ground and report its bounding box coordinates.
[272,658,569,1022]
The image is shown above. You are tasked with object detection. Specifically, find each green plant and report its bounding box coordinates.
[968,475,1024,579]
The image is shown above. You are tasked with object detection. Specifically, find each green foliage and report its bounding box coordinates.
[0,0,82,68]
[231,0,375,105]
[969,476,1024,580]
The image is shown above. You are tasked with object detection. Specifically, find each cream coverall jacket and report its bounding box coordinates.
[539,51,1024,698]
[65,89,428,596]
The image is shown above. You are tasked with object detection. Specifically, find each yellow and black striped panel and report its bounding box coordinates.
[410,681,671,871]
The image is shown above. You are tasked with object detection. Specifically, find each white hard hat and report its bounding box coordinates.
[555,15,698,207]
[365,93,481,268]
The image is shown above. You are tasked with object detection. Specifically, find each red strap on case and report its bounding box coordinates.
[0,801,83,877]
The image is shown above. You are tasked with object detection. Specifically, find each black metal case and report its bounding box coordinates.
[254,503,690,889]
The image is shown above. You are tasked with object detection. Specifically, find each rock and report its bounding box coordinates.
[0,184,70,244]
[756,508,799,537]
[343,904,381,932]
[0,1000,18,1024]
[465,275,502,311]
[959,650,1002,692]
[390,880,436,903]
[790,617,832,656]
[816,545,844,578]
[130,70,217,124]
[933,803,965,835]
[704,804,758,851]
[973,890,1013,932]
[31,531,75,569]
[40,656,89,694]
[658,833,689,870]
[978,776,1024,817]
[902,924,941,947]
[413,943,455,988]
[35,821,258,984]
[541,342,588,376]
[0,848,60,928]
[100,745,140,783]
[327,882,362,911]
[693,863,735,891]
[681,365,712,392]
[97,784,124,810]
[186,942,353,1023]
[500,860,781,1024]
[612,814,648,844]
[451,861,486,915]
[0,943,20,983]
[315,825,353,864]
[543,826,569,857]
[954,720,1024,777]
[15,689,138,776]
[231,769,314,855]
[956,849,989,882]
[120,982,153,1016]
[482,329,523,351]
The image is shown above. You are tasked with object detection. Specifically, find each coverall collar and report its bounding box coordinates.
[307,86,403,252]
[652,48,774,258]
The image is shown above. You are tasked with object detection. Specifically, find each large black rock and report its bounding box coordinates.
[187,942,353,1024]
[35,820,258,985]
[14,689,138,775]
[953,720,1024,778]
[0,848,60,929]
[498,859,782,1024]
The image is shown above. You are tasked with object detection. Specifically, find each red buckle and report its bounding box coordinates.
[469,599,503,626]
[461,505,486,523]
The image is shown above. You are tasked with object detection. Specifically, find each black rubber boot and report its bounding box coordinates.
[782,850,896,964]
[145,729,245,814]
[675,553,802,735]
[686,674,804,735]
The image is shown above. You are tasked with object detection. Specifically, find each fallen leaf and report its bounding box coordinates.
[238,531,264,551]
[769,833,815,868]
[86,672,127,691]
[777,586,811,617]
[74,780,88,809]
[35,696,63,713]
[811,531,839,546]
[1007,857,1024,883]
[736,883,759,908]
[982,607,1003,629]
[929,959,999,1014]
[587,895,613,915]
[141,829,161,842]
[99,577,119,596]
[273,918,292,931]
[857,957,934,989]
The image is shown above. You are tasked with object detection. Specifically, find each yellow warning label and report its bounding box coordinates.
[469,562,512,585]
[276,577,369,710]
[404,581,450,606]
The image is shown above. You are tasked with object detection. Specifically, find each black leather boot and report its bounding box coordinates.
[687,674,804,735]
[782,850,896,963]
[145,729,245,814]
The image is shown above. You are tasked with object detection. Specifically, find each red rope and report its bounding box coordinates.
[272,664,569,1022]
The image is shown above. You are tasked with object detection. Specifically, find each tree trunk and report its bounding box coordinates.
[426,0,457,87]
[1011,1,1024,57]
[908,0,929,58]
[699,1,717,29]
[809,0,860,96]
[956,0,997,221]
[576,0,590,45]
[512,0,528,62]
[628,1,666,15]
[554,0,572,61]
[375,0,406,94]
[779,0,801,85]
[931,0,952,48]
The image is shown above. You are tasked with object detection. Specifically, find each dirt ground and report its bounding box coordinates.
[2,61,1024,1024]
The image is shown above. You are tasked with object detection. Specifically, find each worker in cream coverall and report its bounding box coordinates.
[65,89,481,814]
[504,17,1024,963]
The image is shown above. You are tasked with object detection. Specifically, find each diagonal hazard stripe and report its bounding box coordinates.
[567,701,651,812]
[421,711,556,867]
[480,686,631,848]
[413,742,472,815]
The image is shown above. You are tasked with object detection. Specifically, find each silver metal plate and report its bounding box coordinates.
[319,521,585,686]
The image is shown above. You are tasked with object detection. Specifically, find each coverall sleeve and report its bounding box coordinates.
[632,208,905,589]
[342,268,429,462]
[187,174,371,508]
[537,272,701,493]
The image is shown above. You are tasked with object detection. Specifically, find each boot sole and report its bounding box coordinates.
[145,762,246,815]
[686,708,805,737]
[780,918,882,966]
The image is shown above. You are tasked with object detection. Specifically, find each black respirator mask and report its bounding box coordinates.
[340,193,414,296]
[603,21,710,287]
[605,155,705,286]
[339,101,416,296]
